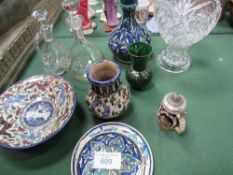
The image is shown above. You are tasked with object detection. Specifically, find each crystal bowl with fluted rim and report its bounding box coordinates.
[155,0,222,73]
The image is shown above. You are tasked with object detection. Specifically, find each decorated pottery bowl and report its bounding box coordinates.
[71,122,154,175]
[0,75,76,149]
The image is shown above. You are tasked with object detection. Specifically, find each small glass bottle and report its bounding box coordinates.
[68,15,104,81]
[126,42,153,90]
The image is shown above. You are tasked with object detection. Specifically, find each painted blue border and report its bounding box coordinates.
[70,122,154,175]
[86,60,121,86]
[0,74,77,150]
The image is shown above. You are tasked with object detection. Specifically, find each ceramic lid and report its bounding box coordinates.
[162,92,187,113]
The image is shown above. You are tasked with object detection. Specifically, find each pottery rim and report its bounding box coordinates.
[128,42,152,59]
[86,60,121,86]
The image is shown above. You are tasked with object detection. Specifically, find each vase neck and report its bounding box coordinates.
[132,56,148,71]
[121,0,137,22]
[40,24,54,42]
[73,28,88,45]
[122,8,136,20]
[91,79,121,96]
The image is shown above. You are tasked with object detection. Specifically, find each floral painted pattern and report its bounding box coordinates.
[86,85,130,119]
[71,122,154,175]
[0,75,76,149]
[78,133,141,174]
[108,0,151,63]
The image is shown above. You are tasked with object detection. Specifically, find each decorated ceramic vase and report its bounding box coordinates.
[108,0,151,64]
[86,60,130,119]
[157,92,187,134]
[135,0,150,23]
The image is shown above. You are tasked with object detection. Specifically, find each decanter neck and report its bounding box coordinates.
[73,28,88,45]
[40,24,54,42]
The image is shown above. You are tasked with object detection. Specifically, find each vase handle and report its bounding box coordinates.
[174,114,186,134]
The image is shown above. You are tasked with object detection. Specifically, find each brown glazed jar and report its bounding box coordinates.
[157,92,187,134]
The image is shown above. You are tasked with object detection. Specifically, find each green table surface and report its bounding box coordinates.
[1,5,233,175]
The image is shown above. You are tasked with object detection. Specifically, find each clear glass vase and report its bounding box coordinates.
[155,0,222,73]
[68,15,104,81]
[157,45,191,73]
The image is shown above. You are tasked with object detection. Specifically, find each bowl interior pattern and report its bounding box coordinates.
[0,75,76,149]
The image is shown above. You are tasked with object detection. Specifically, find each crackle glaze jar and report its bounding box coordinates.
[108,0,151,64]
[86,60,130,119]
[157,92,187,134]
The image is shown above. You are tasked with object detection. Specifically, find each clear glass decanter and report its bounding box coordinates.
[68,15,104,81]
[32,10,70,75]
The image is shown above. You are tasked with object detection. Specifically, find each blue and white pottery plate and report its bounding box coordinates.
[71,122,154,175]
[0,75,76,149]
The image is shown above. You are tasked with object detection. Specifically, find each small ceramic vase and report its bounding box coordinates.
[86,60,130,119]
[136,0,150,24]
[104,0,120,32]
[108,0,151,64]
[126,42,153,90]
[157,92,187,134]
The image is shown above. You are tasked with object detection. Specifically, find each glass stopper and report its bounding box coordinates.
[32,10,48,25]
[69,15,83,30]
